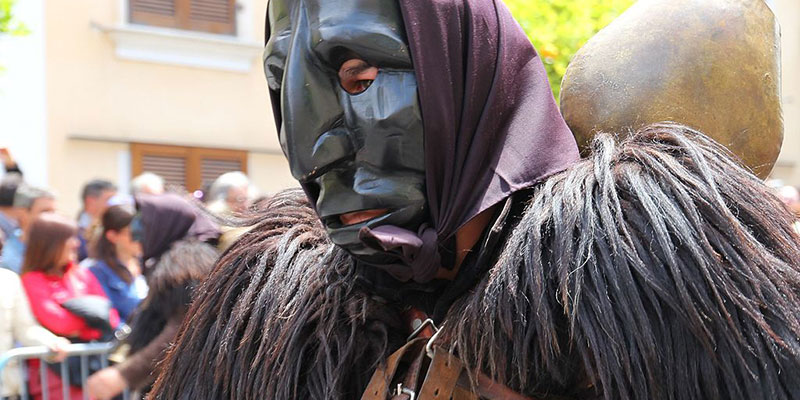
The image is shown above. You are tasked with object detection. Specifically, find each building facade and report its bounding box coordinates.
[1,0,798,218]
[0,0,295,217]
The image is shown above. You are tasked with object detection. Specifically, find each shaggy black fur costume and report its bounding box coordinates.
[126,240,220,354]
[150,124,800,400]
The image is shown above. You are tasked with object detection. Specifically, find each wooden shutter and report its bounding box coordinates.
[131,143,192,192]
[129,0,236,35]
[201,158,244,189]
[130,0,179,30]
[142,154,187,191]
[188,0,236,35]
[131,143,248,193]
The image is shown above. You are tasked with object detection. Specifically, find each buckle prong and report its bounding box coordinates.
[425,324,444,359]
[394,383,416,400]
[406,318,438,342]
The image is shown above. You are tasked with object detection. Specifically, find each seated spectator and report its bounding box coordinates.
[76,180,117,262]
[0,268,70,399]
[84,205,148,324]
[130,173,165,196]
[87,194,219,399]
[21,213,120,400]
[1,185,56,274]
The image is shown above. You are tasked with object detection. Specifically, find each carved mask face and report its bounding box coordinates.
[265,0,427,265]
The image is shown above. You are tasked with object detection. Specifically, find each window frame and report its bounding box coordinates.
[128,0,238,36]
[131,142,249,192]
[101,0,260,72]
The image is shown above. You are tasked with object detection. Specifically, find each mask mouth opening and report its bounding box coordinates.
[323,208,393,229]
[338,208,391,226]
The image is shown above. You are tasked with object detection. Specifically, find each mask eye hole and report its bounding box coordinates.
[338,59,378,95]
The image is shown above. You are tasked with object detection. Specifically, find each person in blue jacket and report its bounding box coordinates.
[84,205,147,324]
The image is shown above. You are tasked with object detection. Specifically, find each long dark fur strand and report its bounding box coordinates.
[150,123,800,399]
[149,189,405,399]
[446,123,800,399]
[126,240,220,354]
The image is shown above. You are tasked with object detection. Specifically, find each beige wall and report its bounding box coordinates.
[44,0,295,216]
[773,0,800,185]
[51,141,128,218]
[249,152,301,195]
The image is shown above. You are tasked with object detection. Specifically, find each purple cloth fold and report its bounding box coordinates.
[136,194,220,263]
[359,225,441,283]
[356,0,580,282]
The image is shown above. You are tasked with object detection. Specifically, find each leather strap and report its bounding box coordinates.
[417,347,464,399]
[361,338,428,400]
[362,342,540,400]
[472,371,536,400]
[452,386,480,400]
[423,346,535,400]
[393,342,428,399]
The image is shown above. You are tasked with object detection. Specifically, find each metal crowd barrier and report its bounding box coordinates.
[0,342,132,400]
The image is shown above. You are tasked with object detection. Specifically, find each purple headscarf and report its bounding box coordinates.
[265,0,578,283]
[358,0,579,282]
[136,194,220,262]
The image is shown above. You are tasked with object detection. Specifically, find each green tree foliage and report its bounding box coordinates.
[0,0,28,72]
[505,0,635,100]
[0,0,28,36]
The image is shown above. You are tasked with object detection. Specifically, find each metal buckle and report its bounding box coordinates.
[406,318,438,342]
[425,324,444,359]
[393,383,416,400]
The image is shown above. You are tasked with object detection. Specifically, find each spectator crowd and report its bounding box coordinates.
[0,148,262,400]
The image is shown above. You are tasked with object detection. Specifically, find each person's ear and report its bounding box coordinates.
[105,230,119,244]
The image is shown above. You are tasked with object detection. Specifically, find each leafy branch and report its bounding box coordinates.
[0,0,29,36]
[506,0,635,101]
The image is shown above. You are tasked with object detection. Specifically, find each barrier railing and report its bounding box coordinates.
[0,342,132,400]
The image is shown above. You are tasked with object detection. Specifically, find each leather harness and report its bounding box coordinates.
[360,319,539,400]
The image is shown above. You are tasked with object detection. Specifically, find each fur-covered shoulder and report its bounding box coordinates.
[150,189,404,400]
[127,239,219,354]
[152,126,800,400]
[446,124,800,400]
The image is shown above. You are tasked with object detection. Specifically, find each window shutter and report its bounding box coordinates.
[131,143,248,193]
[130,0,179,29]
[201,158,243,189]
[141,154,188,192]
[129,0,235,35]
[187,0,236,35]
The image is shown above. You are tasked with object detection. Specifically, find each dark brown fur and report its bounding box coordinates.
[446,123,800,399]
[127,240,220,354]
[151,124,800,399]
[149,190,405,399]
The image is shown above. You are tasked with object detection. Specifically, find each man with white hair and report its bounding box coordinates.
[130,172,165,196]
[206,171,253,215]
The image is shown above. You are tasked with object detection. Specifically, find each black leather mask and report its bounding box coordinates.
[264,0,428,266]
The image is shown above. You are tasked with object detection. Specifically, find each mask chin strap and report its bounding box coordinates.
[358,223,441,283]
[354,194,517,321]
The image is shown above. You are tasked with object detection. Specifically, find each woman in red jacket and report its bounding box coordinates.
[21,213,120,400]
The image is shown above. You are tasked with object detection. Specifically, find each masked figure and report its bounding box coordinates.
[150,1,800,399]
